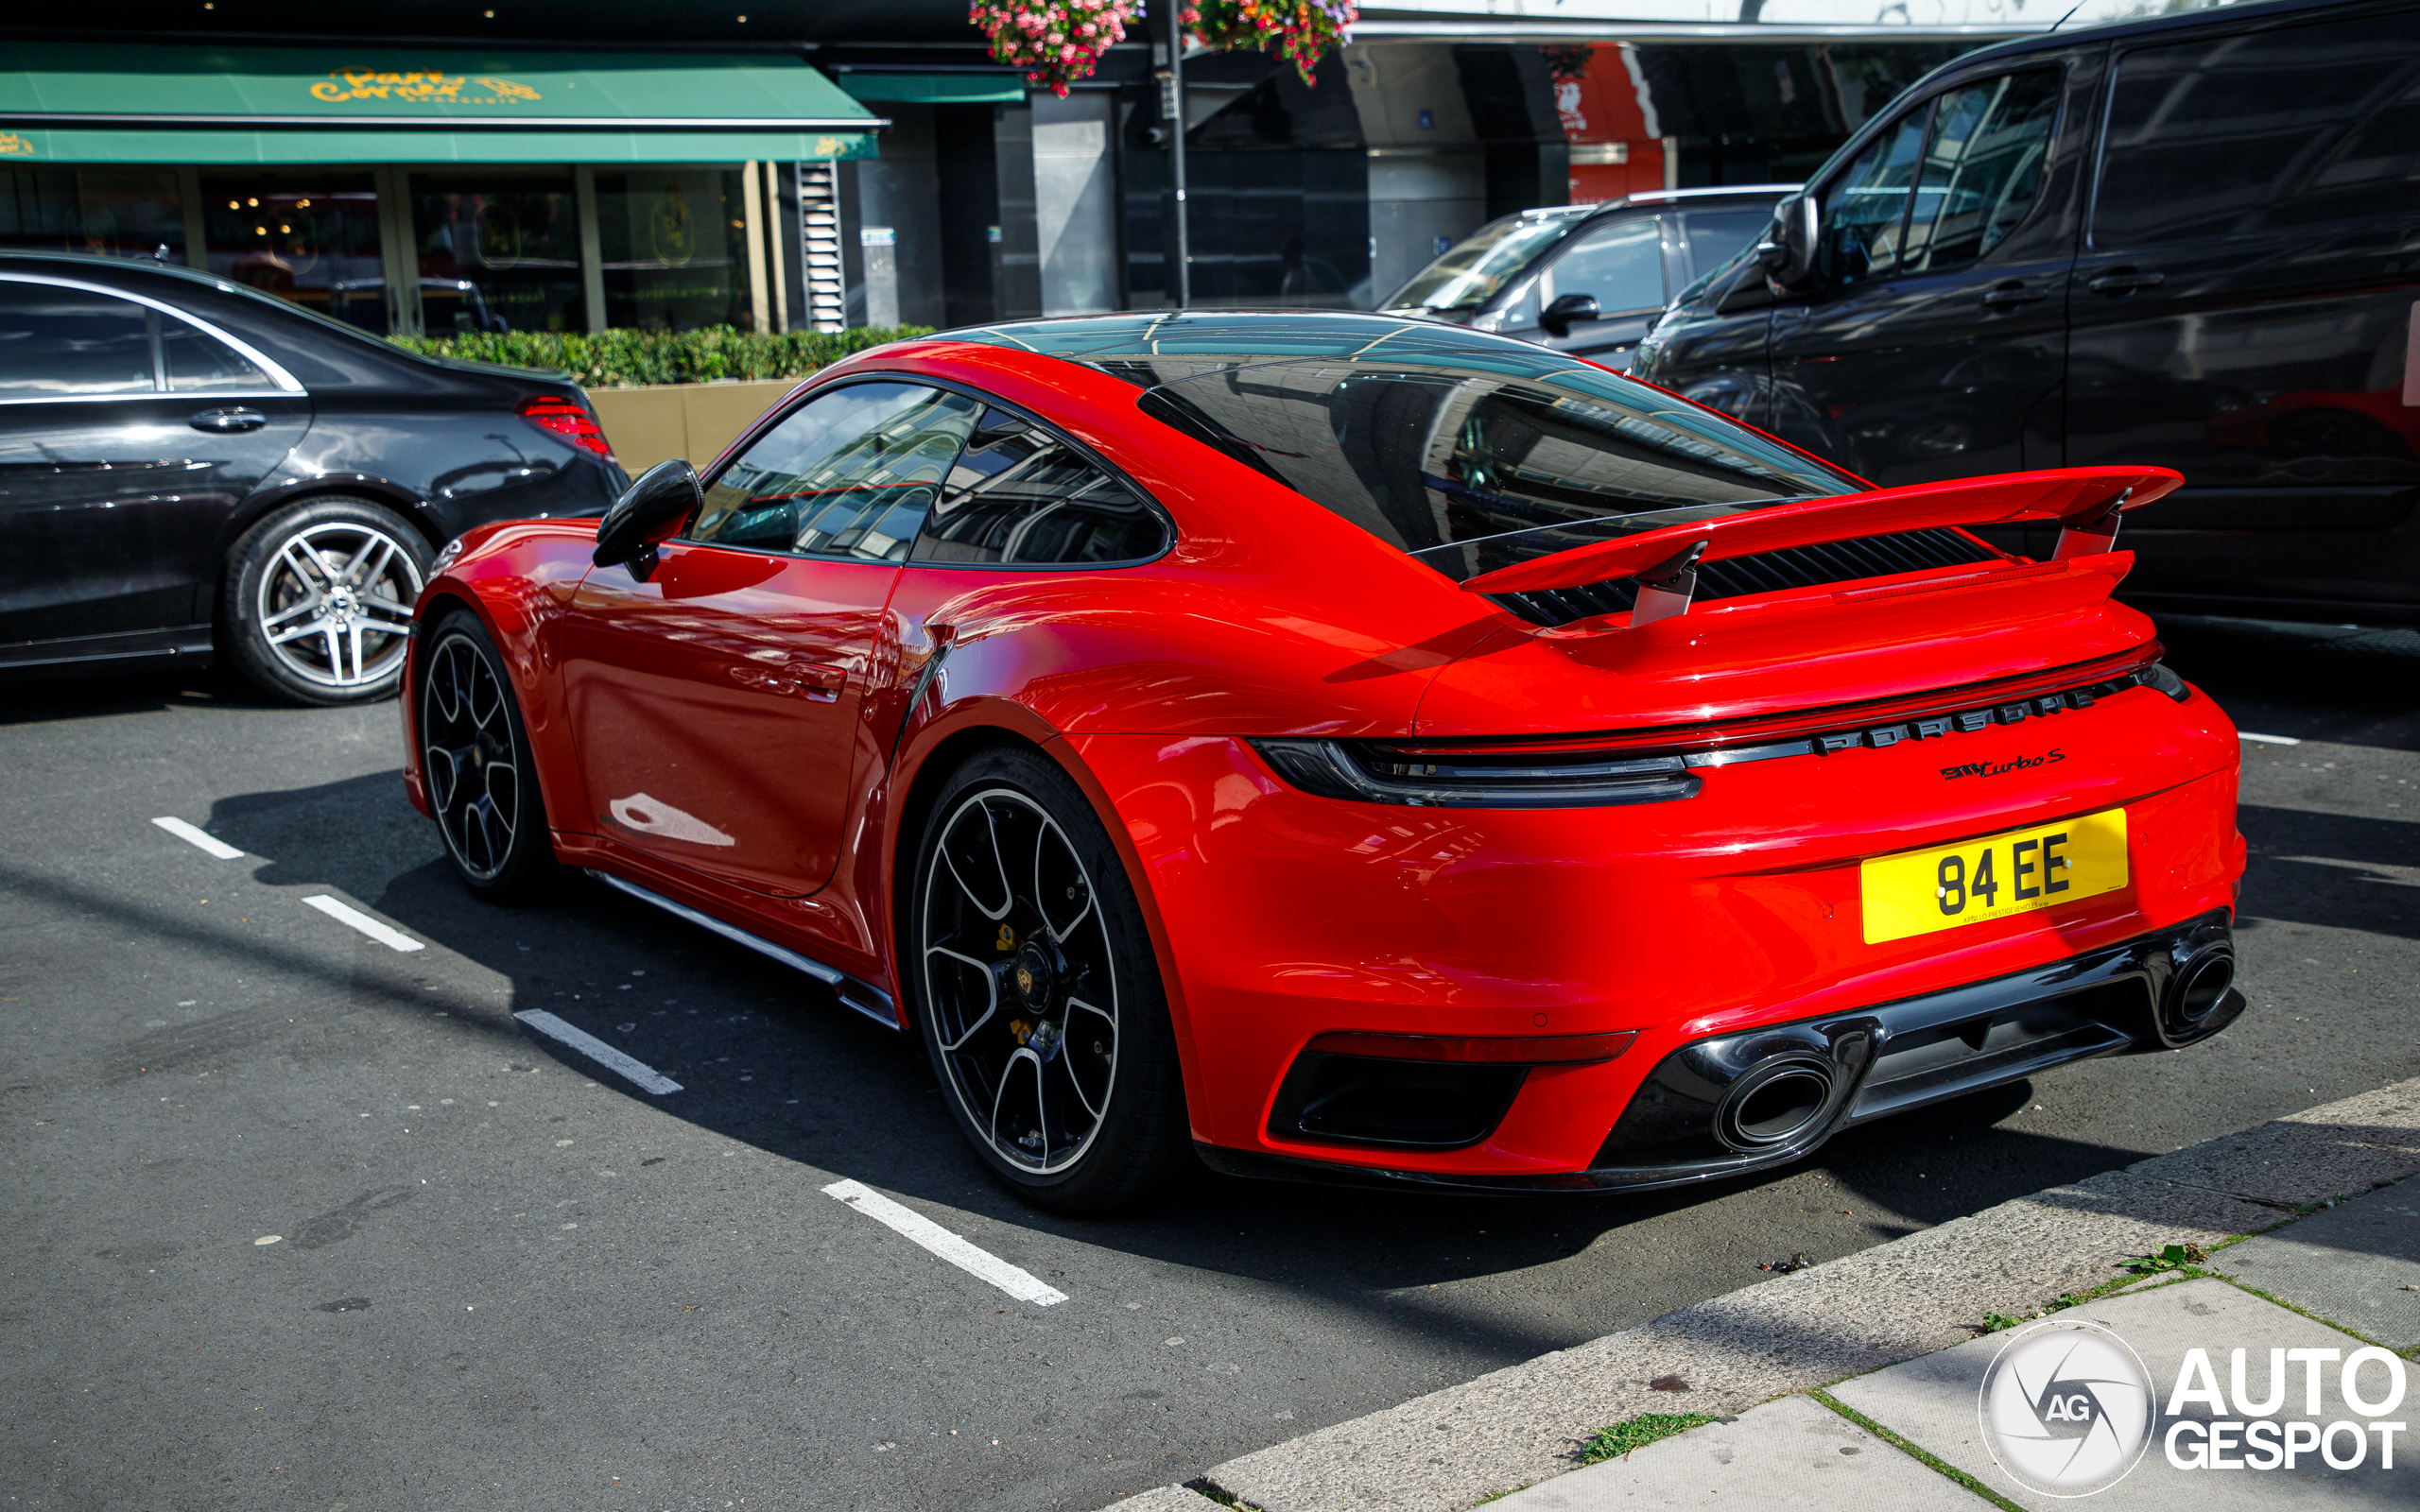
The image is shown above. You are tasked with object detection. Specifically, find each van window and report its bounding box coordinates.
[1818,70,2058,285]
[1817,112,1927,284]
[2094,12,2420,249]
[1900,71,2061,274]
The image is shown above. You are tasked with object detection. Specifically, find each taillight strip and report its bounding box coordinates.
[1393,645,2163,761]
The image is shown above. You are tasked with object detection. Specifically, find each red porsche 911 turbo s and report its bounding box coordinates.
[401,312,2247,1213]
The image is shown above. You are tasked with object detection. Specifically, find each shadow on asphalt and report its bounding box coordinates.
[2154,614,2419,752]
[136,766,2198,1366]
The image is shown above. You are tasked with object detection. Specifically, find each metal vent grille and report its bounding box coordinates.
[1488,527,2000,628]
[796,161,846,333]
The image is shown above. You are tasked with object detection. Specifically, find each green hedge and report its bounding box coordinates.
[388,324,936,389]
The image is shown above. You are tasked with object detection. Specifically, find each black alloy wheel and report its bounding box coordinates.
[420,610,557,902]
[223,496,431,705]
[908,745,1189,1213]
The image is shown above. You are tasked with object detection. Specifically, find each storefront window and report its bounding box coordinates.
[200,172,385,330]
[596,167,751,331]
[0,168,185,261]
[410,172,583,334]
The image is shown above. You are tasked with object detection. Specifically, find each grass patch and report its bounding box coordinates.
[1577,1413,1719,1465]
[1182,1478,1261,1510]
[1810,1392,2025,1512]
[2121,1242,2209,1276]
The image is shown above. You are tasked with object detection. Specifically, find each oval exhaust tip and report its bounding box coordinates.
[1716,1057,1836,1151]
[2172,948,2236,1027]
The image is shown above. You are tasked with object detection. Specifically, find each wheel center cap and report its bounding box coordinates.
[1011,942,1057,1010]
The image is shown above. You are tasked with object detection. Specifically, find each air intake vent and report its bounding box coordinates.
[1488,527,2000,628]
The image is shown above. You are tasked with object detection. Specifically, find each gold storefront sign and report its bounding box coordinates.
[0,132,33,156]
[308,69,543,105]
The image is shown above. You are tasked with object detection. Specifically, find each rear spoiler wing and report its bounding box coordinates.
[1458,466,2183,624]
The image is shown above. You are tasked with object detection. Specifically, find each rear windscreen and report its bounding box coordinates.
[1126,357,1855,581]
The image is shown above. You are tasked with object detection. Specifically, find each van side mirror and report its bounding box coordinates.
[593,459,701,582]
[1755,194,1821,291]
[1540,292,1600,336]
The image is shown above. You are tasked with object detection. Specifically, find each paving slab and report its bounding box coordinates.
[2129,1085,2420,1210]
[1486,1393,1991,1511]
[2209,1183,2420,1350]
[1098,1488,1214,1512]
[1830,1278,2415,1510]
[1208,1167,2279,1512]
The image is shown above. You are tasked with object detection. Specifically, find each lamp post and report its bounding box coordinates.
[1165,0,1190,308]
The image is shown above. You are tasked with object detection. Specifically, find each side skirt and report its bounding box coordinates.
[585,869,901,1031]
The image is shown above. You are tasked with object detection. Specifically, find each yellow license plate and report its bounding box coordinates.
[1860,807,2129,945]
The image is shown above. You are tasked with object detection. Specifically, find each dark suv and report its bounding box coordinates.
[1379,187,1794,363]
[1634,0,2420,626]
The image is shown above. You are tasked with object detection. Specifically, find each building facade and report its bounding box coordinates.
[2,6,2051,335]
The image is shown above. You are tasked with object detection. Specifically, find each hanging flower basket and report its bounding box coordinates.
[1184,0,1357,86]
[970,0,1140,97]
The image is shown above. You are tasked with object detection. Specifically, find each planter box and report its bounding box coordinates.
[588,378,802,474]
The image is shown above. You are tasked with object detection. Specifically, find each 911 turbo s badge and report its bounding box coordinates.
[1941,748,2066,782]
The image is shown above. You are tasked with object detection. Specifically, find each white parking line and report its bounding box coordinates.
[2240,731,2303,746]
[511,1009,683,1095]
[822,1178,1068,1307]
[302,895,424,953]
[151,816,245,859]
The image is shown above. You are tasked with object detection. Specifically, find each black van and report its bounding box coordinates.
[1633,0,2420,627]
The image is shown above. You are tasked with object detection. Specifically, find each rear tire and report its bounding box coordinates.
[906,745,1191,1215]
[222,496,430,705]
[419,610,558,903]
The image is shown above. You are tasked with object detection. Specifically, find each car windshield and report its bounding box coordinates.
[1121,353,1854,582]
[1385,215,1580,313]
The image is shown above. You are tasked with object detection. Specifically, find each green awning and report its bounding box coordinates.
[833,73,1027,106]
[0,43,884,164]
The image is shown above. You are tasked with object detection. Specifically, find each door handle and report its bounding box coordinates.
[2085,267,2166,296]
[1980,281,2049,309]
[189,407,267,433]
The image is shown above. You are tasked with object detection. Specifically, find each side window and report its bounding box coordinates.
[910,408,1167,566]
[0,282,155,398]
[2094,12,2420,249]
[161,316,270,392]
[1678,209,1773,284]
[1817,112,1928,284]
[1901,71,2061,274]
[1539,217,1665,314]
[691,382,981,560]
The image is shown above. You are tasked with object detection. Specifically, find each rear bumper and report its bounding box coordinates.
[1197,907,2243,1193]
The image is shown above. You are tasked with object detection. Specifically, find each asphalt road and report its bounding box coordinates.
[2,612,2413,1512]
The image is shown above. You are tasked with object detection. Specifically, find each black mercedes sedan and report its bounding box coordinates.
[1,252,624,704]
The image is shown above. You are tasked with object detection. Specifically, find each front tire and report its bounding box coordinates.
[223,496,430,705]
[907,745,1190,1214]
[419,610,557,902]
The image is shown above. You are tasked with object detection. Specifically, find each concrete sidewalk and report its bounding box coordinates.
[1105,1076,2420,1512]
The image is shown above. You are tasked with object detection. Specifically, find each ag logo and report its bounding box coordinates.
[1979,1321,2153,1496]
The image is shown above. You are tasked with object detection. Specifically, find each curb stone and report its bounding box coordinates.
[1116,1075,2420,1512]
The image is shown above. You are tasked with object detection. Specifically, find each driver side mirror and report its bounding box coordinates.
[592,458,701,582]
[1754,194,1821,291]
[1540,292,1600,337]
